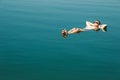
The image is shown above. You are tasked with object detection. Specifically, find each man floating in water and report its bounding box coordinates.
[61,20,107,38]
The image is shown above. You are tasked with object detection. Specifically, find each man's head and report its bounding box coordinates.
[94,20,101,25]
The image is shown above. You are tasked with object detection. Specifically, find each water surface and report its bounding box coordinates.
[0,0,120,80]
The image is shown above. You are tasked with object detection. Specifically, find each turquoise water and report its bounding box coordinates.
[0,0,120,80]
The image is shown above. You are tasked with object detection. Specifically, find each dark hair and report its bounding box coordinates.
[94,20,101,25]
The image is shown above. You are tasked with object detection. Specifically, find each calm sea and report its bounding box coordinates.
[0,0,120,80]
